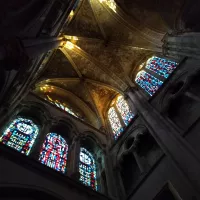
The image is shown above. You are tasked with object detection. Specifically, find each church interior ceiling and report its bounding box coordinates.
[33,0,166,129]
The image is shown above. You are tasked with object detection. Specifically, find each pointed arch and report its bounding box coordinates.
[107,95,134,140]
[145,56,178,78]
[39,133,68,173]
[116,96,134,126]
[135,56,178,96]
[108,107,123,140]
[34,84,101,128]
[46,95,80,118]
[79,147,98,190]
[135,70,163,96]
[0,117,39,155]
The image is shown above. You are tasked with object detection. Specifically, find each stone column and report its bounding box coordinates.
[67,136,80,180]
[114,165,126,200]
[126,87,200,197]
[162,32,200,59]
[96,156,103,192]
[99,170,107,195]
[104,154,119,199]
[30,119,51,160]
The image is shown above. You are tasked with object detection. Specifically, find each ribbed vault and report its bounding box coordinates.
[33,0,168,130]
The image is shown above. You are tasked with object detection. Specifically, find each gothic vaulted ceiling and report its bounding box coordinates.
[34,0,167,129]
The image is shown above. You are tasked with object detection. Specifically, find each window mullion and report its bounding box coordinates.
[113,105,126,128]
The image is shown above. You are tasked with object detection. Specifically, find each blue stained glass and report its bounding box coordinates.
[108,107,123,140]
[0,117,39,155]
[116,96,134,126]
[145,56,178,78]
[39,133,68,173]
[135,70,163,96]
[79,148,97,190]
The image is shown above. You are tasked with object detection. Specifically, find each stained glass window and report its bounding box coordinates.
[108,107,123,140]
[66,0,81,23]
[45,95,80,119]
[39,133,68,173]
[135,70,163,96]
[54,101,77,118]
[145,56,178,78]
[79,147,97,190]
[99,0,117,12]
[0,117,39,155]
[116,96,134,126]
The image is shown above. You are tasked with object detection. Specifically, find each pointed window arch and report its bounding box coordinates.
[135,56,178,96]
[145,56,178,78]
[79,147,97,190]
[116,96,134,126]
[45,95,81,119]
[108,107,123,140]
[0,117,39,155]
[39,133,68,173]
[135,70,163,96]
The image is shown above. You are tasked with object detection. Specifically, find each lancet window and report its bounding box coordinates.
[39,133,68,173]
[135,56,178,96]
[79,147,97,190]
[108,96,134,140]
[0,117,39,155]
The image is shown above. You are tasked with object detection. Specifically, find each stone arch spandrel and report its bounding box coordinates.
[80,131,107,152]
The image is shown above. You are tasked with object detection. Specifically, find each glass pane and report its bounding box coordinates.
[108,107,123,140]
[46,95,80,118]
[39,133,68,173]
[135,70,163,96]
[116,96,134,126]
[145,56,178,78]
[79,147,97,190]
[0,117,39,155]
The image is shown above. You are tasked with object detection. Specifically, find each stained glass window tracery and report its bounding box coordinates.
[39,133,68,173]
[135,70,163,96]
[108,107,123,140]
[145,56,178,78]
[116,96,134,126]
[79,147,97,190]
[0,117,39,155]
[45,95,80,119]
